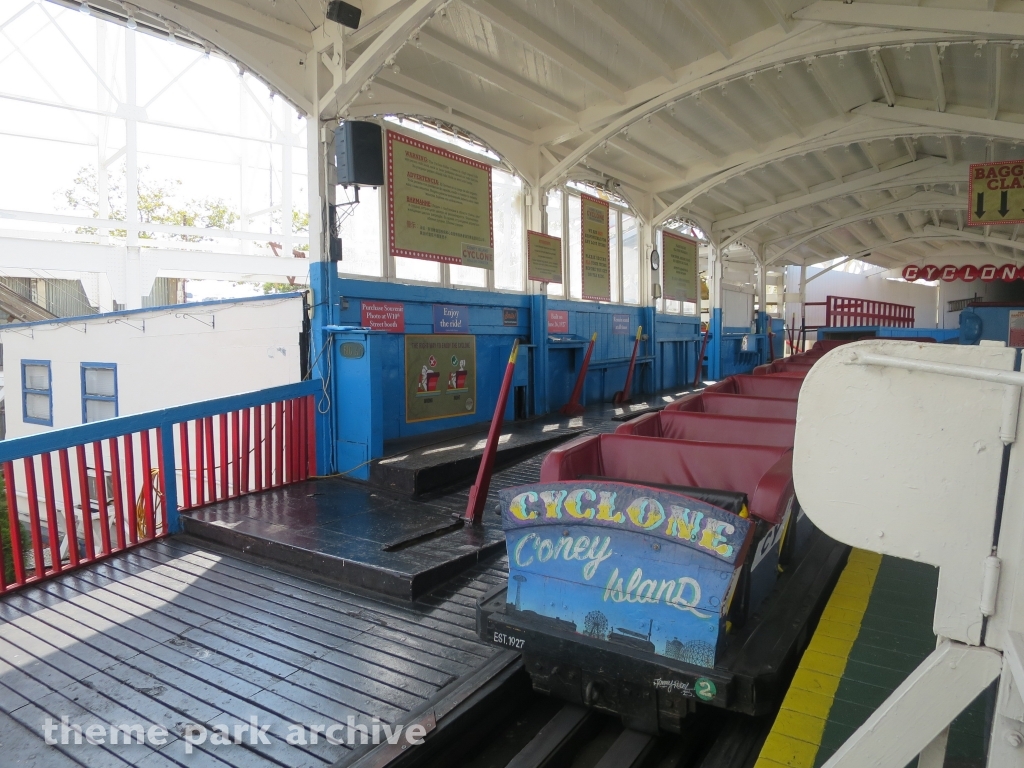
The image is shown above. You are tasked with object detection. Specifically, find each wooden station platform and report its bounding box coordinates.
[755,550,992,768]
[181,402,634,600]
[0,537,508,767]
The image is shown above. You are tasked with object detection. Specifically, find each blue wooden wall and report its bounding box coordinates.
[310,266,759,449]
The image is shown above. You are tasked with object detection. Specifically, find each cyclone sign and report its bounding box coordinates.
[902,264,1024,283]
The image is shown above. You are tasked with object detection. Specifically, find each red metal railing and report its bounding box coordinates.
[0,381,319,595]
[824,295,915,328]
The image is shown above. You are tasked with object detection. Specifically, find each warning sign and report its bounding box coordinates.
[968,160,1024,227]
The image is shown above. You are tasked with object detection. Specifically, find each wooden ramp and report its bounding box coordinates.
[755,550,991,768]
[0,537,505,767]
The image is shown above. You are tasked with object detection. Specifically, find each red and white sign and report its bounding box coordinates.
[902,264,1023,283]
[1010,310,1024,348]
[361,301,405,332]
[547,310,569,334]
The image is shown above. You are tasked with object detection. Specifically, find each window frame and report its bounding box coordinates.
[22,359,53,427]
[80,362,118,424]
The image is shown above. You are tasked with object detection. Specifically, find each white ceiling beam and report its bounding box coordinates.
[373,75,530,137]
[762,0,791,33]
[471,1,626,103]
[672,0,731,58]
[345,0,413,48]
[748,72,803,137]
[990,45,1002,121]
[874,215,903,242]
[855,102,1024,143]
[696,90,761,145]
[571,0,675,79]
[742,176,777,205]
[859,142,880,172]
[538,28,956,189]
[868,47,896,107]
[902,137,917,162]
[650,112,722,161]
[804,56,846,118]
[609,137,687,174]
[416,31,577,122]
[713,156,944,232]
[814,150,844,182]
[795,1,1024,38]
[928,44,947,113]
[170,0,312,50]
[321,0,445,117]
[707,188,746,215]
[924,224,1024,253]
[765,192,963,261]
[775,161,810,194]
[944,135,955,165]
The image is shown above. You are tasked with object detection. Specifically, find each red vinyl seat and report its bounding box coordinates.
[540,433,793,525]
[617,411,795,447]
[702,374,802,400]
[665,392,799,420]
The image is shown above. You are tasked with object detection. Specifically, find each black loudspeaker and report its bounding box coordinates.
[334,121,384,187]
[326,0,361,29]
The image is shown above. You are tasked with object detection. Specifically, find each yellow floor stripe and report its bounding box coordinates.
[753,549,881,768]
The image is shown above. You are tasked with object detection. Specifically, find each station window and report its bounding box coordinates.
[22,360,52,426]
[622,215,640,305]
[545,189,564,298]
[81,363,117,423]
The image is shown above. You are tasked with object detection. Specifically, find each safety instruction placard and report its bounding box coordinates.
[662,231,699,304]
[968,160,1024,227]
[386,130,494,267]
[405,334,477,422]
[581,194,610,301]
[527,230,563,284]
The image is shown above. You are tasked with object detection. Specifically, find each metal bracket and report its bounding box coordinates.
[176,312,215,329]
[113,318,145,332]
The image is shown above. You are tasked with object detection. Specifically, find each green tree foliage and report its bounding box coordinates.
[63,163,238,241]
[0,474,27,585]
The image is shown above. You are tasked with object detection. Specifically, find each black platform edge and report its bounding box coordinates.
[181,515,506,601]
[335,649,526,768]
[475,531,850,718]
[369,430,582,497]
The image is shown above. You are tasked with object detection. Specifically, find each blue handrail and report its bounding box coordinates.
[0,380,321,464]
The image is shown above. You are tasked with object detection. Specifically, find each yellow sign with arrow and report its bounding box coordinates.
[968,160,1024,226]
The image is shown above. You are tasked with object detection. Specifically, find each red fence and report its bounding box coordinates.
[804,295,916,330]
[0,381,319,595]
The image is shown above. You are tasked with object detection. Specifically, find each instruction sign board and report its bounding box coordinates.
[386,130,494,267]
[500,481,752,669]
[361,301,405,332]
[968,160,1024,227]
[548,310,569,334]
[662,231,699,304]
[405,334,476,422]
[527,230,563,284]
[433,304,468,334]
[613,314,630,335]
[581,195,610,301]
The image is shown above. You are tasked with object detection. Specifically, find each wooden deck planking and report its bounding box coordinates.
[0,539,502,767]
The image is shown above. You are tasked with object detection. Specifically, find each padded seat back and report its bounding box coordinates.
[668,392,799,420]
[616,411,795,447]
[540,433,793,524]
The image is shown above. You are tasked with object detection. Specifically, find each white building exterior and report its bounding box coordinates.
[2,293,305,439]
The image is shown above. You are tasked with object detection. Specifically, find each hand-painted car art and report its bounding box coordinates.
[500,482,754,668]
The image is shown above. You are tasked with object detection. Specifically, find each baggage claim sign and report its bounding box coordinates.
[969,159,1024,227]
